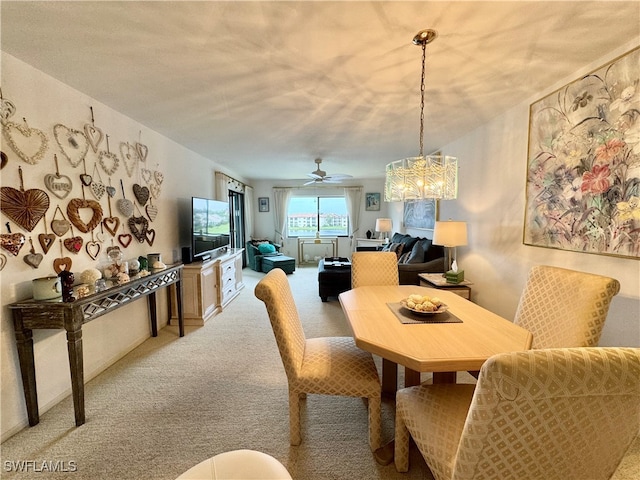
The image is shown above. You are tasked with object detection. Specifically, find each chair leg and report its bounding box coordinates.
[394,410,410,472]
[289,390,301,446]
[368,395,382,451]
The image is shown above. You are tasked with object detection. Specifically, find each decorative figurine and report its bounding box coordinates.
[58,270,75,302]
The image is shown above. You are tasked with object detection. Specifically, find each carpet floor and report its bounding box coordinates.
[1,265,638,479]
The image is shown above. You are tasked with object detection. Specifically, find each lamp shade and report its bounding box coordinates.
[432,221,467,247]
[375,218,392,233]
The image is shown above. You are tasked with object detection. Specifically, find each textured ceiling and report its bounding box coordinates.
[1,1,639,183]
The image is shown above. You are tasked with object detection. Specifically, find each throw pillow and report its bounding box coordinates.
[258,243,276,254]
[386,242,404,259]
[404,240,425,264]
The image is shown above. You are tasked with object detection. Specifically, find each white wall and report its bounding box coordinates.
[0,53,245,440]
[435,40,640,348]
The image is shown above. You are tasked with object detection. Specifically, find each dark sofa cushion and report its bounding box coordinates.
[401,240,425,264]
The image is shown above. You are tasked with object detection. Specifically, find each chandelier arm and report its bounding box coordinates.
[419,40,426,158]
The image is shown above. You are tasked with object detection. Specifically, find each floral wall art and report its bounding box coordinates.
[524,46,640,259]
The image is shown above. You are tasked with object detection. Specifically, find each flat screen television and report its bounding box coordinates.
[191,197,231,260]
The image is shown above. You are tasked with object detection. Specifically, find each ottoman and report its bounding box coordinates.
[262,255,296,274]
[318,257,352,302]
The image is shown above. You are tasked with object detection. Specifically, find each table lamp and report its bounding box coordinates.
[375,218,392,241]
[432,220,467,280]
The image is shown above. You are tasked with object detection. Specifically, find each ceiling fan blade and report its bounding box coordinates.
[326,173,352,179]
[303,179,318,186]
[306,173,322,179]
[322,178,342,184]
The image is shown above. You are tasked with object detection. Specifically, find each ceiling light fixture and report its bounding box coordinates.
[384,29,458,202]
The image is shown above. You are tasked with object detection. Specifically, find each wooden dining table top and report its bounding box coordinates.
[339,285,533,374]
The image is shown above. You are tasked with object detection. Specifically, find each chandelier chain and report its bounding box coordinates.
[419,41,426,157]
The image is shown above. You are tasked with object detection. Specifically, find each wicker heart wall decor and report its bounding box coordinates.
[2,118,49,165]
[133,183,149,206]
[128,215,149,243]
[53,123,89,168]
[1,167,50,232]
[67,198,103,233]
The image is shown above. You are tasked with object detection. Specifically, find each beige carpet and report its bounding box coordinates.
[1,265,638,479]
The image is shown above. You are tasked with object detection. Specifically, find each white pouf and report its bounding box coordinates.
[176,449,292,480]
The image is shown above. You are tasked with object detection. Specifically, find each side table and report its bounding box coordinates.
[418,273,472,300]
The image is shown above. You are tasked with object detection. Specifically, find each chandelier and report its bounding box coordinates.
[384,29,458,202]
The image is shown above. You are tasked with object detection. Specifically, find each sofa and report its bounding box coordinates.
[357,232,444,285]
[246,240,282,272]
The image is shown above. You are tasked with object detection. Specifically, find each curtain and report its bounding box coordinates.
[344,186,363,251]
[272,187,292,244]
[215,171,244,201]
[244,185,254,242]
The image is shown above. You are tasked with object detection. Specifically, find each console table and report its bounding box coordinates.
[298,237,337,264]
[9,263,184,427]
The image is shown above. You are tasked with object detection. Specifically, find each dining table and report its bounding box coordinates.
[339,285,533,394]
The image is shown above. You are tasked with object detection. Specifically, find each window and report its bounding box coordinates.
[287,196,349,237]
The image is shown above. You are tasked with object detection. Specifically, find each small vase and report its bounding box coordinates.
[366,230,372,239]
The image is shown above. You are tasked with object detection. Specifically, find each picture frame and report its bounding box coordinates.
[524,46,640,259]
[365,192,380,211]
[258,197,269,213]
[403,199,438,230]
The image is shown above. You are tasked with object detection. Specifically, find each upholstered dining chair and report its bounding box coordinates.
[254,268,382,451]
[395,347,640,479]
[176,449,292,480]
[351,251,399,288]
[514,265,620,348]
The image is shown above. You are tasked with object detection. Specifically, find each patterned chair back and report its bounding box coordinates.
[254,269,306,381]
[452,348,640,480]
[514,265,620,348]
[351,251,399,288]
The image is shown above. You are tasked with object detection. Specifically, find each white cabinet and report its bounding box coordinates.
[171,249,244,326]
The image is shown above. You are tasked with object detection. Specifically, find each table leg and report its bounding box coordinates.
[381,359,398,397]
[176,278,184,337]
[148,291,158,337]
[13,319,39,426]
[66,326,85,426]
[404,368,421,387]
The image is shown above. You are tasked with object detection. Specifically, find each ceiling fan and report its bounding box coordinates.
[304,158,352,185]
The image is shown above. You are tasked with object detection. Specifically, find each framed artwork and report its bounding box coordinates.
[365,192,380,211]
[524,46,640,259]
[403,199,438,230]
[258,197,269,213]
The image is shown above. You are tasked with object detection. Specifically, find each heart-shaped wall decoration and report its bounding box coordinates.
[120,142,138,177]
[153,171,164,185]
[1,151,7,169]
[117,198,133,217]
[24,252,43,269]
[98,150,119,176]
[141,168,152,184]
[85,240,101,260]
[145,228,156,246]
[1,98,16,122]
[0,186,50,232]
[67,198,103,233]
[0,253,6,270]
[102,216,120,237]
[51,219,71,237]
[84,124,104,153]
[53,256,72,274]
[2,120,48,165]
[1,233,26,256]
[53,124,89,168]
[133,184,149,206]
[80,174,92,186]
[38,233,56,254]
[150,183,161,199]
[106,185,117,198]
[117,232,132,249]
[135,142,148,162]
[145,203,158,222]
[90,180,106,200]
[128,215,149,243]
[44,173,73,200]
[64,236,83,254]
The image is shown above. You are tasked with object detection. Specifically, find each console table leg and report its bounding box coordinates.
[176,279,184,337]
[13,321,39,426]
[66,327,85,426]
[148,291,158,337]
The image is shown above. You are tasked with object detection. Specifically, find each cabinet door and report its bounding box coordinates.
[201,264,217,319]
